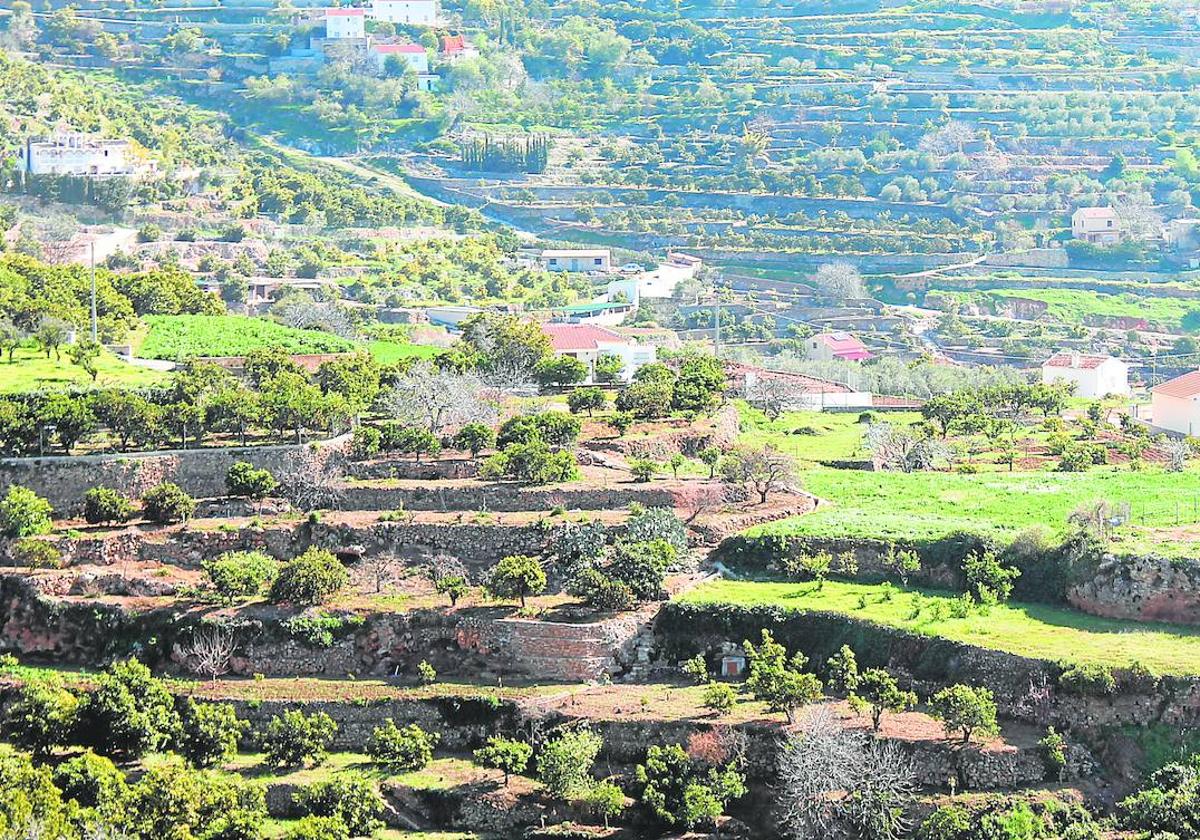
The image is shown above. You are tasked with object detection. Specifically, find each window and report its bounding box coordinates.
[549,258,558,266]
[1107,220,1113,227]
[593,258,602,265]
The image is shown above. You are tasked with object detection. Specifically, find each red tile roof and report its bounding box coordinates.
[440,34,468,53]
[542,323,629,352]
[1153,370,1200,399]
[1043,352,1114,370]
[813,331,872,361]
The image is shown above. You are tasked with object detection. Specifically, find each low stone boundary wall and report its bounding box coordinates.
[337,482,678,512]
[0,438,345,516]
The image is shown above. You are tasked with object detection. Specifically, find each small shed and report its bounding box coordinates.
[720,655,746,678]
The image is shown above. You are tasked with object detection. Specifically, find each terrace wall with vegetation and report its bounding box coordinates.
[654,602,1200,732]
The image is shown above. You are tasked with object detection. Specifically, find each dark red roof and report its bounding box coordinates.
[542,323,628,352]
[1043,352,1114,370]
[440,34,468,53]
[724,361,853,395]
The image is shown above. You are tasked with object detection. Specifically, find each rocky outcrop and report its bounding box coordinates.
[1068,554,1200,625]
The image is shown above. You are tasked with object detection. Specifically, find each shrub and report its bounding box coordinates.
[928,684,999,743]
[261,709,337,768]
[538,727,603,800]
[609,411,634,436]
[281,610,364,647]
[366,720,439,770]
[962,548,1019,602]
[535,354,588,387]
[417,659,437,684]
[481,441,579,484]
[571,568,635,611]
[79,658,180,758]
[53,750,129,814]
[453,422,496,456]
[0,485,53,537]
[177,699,246,768]
[630,458,658,482]
[609,539,674,601]
[82,487,133,525]
[474,737,533,786]
[567,387,607,416]
[582,781,626,829]
[624,505,688,554]
[225,462,279,500]
[487,554,547,607]
[1039,726,1067,781]
[636,742,745,830]
[282,816,350,840]
[137,223,162,242]
[1058,664,1116,697]
[203,550,279,601]
[11,537,62,569]
[2,677,79,756]
[269,548,348,606]
[294,773,385,837]
[702,681,737,715]
[141,482,196,523]
[350,425,382,459]
[848,668,916,731]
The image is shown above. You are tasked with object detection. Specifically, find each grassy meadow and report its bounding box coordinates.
[0,347,168,394]
[681,579,1200,675]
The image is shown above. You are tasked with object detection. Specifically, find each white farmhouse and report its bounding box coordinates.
[1071,207,1121,244]
[324,7,366,39]
[1041,352,1130,398]
[539,249,611,273]
[542,323,655,383]
[18,133,151,177]
[371,0,438,25]
[372,42,428,73]
[1151,370,1200,436]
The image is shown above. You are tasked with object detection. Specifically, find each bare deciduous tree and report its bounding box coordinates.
[1164,439,1191,473]
[776,707,916,840]
[1113,194,1163,241]
[918,120,976,155]
[749,375,808,419]
[385,362,499,434]
[280,446,345,511]
[719,444,800,504]
[810,262,866,302]
[864,423,950,472]
[360,552,402,594]
[179,623,237,683]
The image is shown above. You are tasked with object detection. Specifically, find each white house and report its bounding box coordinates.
[372,42,428,73]
[1151,370,1200,436]
[808,332,873,363]
[371,0,437,25]
[1040,352,1130,398]
[1072,207,1121,244]
[542,323,655,383]
[18,133,151,177]
[324,7,366,39]
[539,249,611,273]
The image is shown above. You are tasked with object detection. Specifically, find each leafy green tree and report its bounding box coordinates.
[582,780,626,829]
[567,386,607,416]
[963,549,1019,602]
[294,772,385,837]
[127,757,266,840]
[316,353,381,418]
[79,658,180,758]
[141,482,196,523]
[616,377,674,418]
[538,727,602,800]
[609,411,634,436]
[177,699,247,768]
[609,539,674,601]
[535,354,588,387]
[0,745,73,839]
[743,629,823,723]
[2,677,79,757]
[283,816,351,840]
[0,485,53,537]
[82,486,133,525]
[225,462,278,501]
[850,669,917,731]
[474,737,533,786]
[203,550,279,601]
[699,446,721,479]
[458,311,552,381]
[487,554,547,607]
[68,339,101,382]
[594,353,625,383]
[261,709,338,768]
[703,681,737,715]
[636,743,746,830]
[630,458,658,482]
[928,684,999,744]
[366,720,439,770]
[269,548,348,606]
[453,422,495,456]
[481,441,578,484]
[672,355,726,413]
[93,390,159,451]
[825,645,859,694]
[52,749,130,823]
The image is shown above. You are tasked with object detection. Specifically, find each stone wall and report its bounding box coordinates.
[337,482,677,513]
[0,438,344,516]
[1067,553,1200,625]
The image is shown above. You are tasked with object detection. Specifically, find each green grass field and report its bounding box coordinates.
[985,288,1197,331]
[735,403,921,464]
[0,347,169,394]
[139,315,356,361]
[681,579,1200,674]
[367,340,442,364]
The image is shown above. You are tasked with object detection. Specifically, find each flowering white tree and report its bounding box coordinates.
[384,362,499,433]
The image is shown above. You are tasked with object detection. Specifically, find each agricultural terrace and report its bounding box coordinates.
[737,404,1200,558]
[138,315,357,361]
[0,346,168,394]
[681,579,1200,676]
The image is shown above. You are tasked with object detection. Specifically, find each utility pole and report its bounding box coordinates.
[89,241,97,343]
[713,293,720,358]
